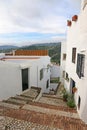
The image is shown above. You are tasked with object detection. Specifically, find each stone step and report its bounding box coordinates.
[22,90,38,99]
[20,94,34,100]
[3,107,87,130]
[0,101,20,110]
[31,86,41,91]
[21,86,41,99]
[42,93,63,99]
[22,104,79,119]
[3,97,26,106]
[15,95,33,101]
[27,101,77,113]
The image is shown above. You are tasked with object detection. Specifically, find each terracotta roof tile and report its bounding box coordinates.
[15,50,48,56]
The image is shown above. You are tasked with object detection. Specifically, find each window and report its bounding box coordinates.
[62,71,65,78]
[63,54,66,60]
[46,80,49,88]
[76,54,85,78]
[40,69,43,80]
[65,72,69,81]
[78,96,81,110]
[70,79,76,94]
[72,48,76,63]
[66,73,68,79]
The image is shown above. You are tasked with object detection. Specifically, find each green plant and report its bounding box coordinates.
[63,93,68,101]
[67,94,75,108]
[50,77,59,83]
[61,88,69,101]
[63,92,68,101]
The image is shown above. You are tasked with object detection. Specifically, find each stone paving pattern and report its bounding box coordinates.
[0,84,87,130]
[0,106,87,130]
[0,116,61,130]
[38,96,67,107]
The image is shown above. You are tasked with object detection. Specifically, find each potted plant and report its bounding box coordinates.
[67,94,76,108]
[67,20,72,26]
[72,87,77,93]
[63,92,68,101]
[72,15,78,21]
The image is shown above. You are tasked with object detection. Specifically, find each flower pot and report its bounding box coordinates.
[67,20,72,26]
[72,87,77,93]
[72,15,78,21]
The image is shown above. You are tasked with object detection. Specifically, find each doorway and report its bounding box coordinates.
[22,68,28,91]
[78,96,81,110]
[70,78,75,94]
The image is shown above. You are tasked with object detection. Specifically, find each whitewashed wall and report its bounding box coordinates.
[0,55,51,100]
[60,42,66,84]
[0,61,22,100]
[29,56,51,93]
[64,0,87,123]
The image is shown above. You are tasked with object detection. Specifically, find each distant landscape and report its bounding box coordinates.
[0,42,61,64]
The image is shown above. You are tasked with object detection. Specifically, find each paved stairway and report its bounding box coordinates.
[1,86,41,109]
[0,103,87,130]
[0,85,87,129]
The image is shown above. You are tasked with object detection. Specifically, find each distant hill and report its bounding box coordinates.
[0,45,18,50]
[19,42,61,64]
[0,42,61,64]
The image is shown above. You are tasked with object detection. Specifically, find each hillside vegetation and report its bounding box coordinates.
[19,42,61,64]
[0,42,61,64]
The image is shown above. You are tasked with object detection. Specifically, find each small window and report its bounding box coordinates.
[40,69,44,80]
[63,54,66,60]
[65,72,69,81]
[76,54,85,78]
[78,96,81,110]
[66,73,68,79]
[72,48,76,63]
[71,79,76,94]
[63,71,65,78]
[46,80,49,88]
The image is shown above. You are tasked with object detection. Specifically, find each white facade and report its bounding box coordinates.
[29,56,51,93]
[60,42,66,85]
[0,55,51,100]
[61,0,87,124]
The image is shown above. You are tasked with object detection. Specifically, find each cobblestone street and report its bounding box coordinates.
[0,84,87,130]
[0,116,61,130]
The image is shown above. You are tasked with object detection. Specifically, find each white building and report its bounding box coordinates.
[0,52,51,100]
[60,42,66,85]
[60,0,87,124]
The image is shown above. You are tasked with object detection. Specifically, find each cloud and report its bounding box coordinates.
[0,0,81,33]
[0,0,81,45]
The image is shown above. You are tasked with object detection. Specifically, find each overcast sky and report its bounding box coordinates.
[0,0,81,46]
